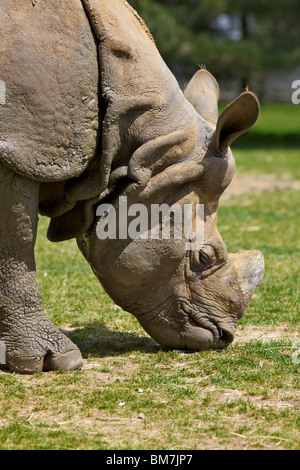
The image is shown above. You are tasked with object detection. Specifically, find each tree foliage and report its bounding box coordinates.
[128,0,300,89]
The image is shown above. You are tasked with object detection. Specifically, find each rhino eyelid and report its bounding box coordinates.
[190,250,213,273]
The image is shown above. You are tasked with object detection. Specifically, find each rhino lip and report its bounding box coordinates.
[179,301,235,347]
[214,324,235,348]
[137,300,235,350]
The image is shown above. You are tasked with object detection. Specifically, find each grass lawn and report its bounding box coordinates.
[0,103,299,450]
[229,102,300,178]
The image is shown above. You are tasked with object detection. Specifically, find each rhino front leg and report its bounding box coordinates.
[0,166,83,373]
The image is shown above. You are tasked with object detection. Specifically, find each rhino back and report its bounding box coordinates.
[0,0,99,181]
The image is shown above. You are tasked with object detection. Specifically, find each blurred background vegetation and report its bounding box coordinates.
[129,0,300,102]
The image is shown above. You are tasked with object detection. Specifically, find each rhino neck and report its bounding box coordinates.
[82,0,208,196]
[47,0,209,242]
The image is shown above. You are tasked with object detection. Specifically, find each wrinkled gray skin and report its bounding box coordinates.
[0,0,264,373]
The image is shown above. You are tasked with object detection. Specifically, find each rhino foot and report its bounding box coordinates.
[1,319,83,374]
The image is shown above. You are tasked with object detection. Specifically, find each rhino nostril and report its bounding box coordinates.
[217,325,235,346]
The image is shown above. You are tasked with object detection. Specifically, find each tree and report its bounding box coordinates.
[128,0,300,96]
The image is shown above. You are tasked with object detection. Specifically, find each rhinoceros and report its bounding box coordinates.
[0,0,264,373]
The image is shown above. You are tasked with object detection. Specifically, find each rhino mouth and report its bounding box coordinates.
[179,301,235,350]
[136,298,235,351]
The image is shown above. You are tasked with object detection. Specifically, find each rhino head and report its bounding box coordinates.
[71,0,265,351]
[77,68,264,351]
[75,0,264,351]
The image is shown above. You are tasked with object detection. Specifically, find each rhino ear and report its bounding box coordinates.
[184,69,219,126]
[215,91,260,154]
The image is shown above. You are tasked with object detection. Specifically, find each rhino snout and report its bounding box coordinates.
[139,319,215,351]
[137,303,236,352]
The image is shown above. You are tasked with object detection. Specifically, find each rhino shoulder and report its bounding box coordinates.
[0,0,100,181]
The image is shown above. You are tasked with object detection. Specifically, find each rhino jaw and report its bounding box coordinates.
[138,315,235,351]
[136,298,236,352]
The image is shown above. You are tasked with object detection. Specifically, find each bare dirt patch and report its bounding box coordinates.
[233,323,298,345]
[222,173,300,201]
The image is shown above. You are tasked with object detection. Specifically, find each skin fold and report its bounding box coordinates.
[0,0,264,373]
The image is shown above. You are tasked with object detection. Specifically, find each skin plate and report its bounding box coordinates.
[0,0,99,181]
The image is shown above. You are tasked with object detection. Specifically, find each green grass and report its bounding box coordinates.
[0,102,299,450]
[233,147,300,179]
[229,102,300,177]
[218,189,300,326]
[219,102,300,143]
[0,337,298,449]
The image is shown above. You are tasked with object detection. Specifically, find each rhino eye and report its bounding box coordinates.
[190,249,213,273]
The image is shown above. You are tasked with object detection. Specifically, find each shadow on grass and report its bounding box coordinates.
[0,324,162,375]
[64,322,162,358]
